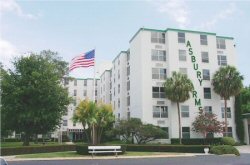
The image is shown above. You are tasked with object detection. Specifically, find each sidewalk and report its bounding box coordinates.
[4,153,200,162]
[235,145,250,153]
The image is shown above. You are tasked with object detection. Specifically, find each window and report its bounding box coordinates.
[127,66,130,76]
[223,127,233,137]
[95,90,97,96]
[181,106,189,117]
[83,90,87,96]
[217,38,226,49]
[161,127,169,139]
[151,50,166,61]
[127,53,130,61]
[127,81,130,91]
[204,88,211,99]
[200,35,208,45]
[179,68,187,75]
[118,98,120,108]
[114,87,115,96]
[204,106,212,114]
[74,79,77,86]
[152,68,167,80]
[179,50,187,61]
[218,55,227,66]
[221,107,231,118]
[73,99,77,106]
[152,87,165,98]
[202,69,210,80]
[201,52,209,63]
[127,96,130,106]
[151,32,165,44]
[118,84,120,94]
[63,120,68,126]
[153,106,168,118]
[84,80,87,86]
[127,111,130,119]
[178,32,185,43]
[64,78,69,85]
[182,127,190,139]
[118,70,120,79]
[118,113,120,120]
[95,80,98,86]
[74,90,77,96]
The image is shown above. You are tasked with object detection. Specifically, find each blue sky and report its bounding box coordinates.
[1,0,250,85]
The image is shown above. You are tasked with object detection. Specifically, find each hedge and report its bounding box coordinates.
[171,138,222,145]
[1,145,76,156]
[210,145,240,156]
[76,145,127,155]
[1,138,21,142]
[126,144,209,153]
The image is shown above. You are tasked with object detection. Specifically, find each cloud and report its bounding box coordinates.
[198,3,237,30]
[0,0,38,20]
[0,38,18,68]
[150,0,190,28]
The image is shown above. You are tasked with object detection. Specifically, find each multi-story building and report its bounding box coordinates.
[57,77,100,141]
[99,70,112,104]
[100,27,240,143]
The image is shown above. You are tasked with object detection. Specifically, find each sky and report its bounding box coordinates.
[0,0,250,85]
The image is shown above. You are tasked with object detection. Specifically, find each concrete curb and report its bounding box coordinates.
[4,153,205,162]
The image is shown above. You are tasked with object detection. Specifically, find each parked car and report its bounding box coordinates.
[0,157,8,165]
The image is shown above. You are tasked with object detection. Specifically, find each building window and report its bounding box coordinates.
[95,80,98,86]
[127,111,130,119]
[179,50,187,61]
[200,35,208,45]
[64,78,69,85]
[74,79,77,86]
[204,106,212,114]
[118,84,120,94]
[127,66,130,76]
[152,68,167,80]
[95,90,97,96]
[218,55,227,66]
[153,106,168,118]
[217,38,226,49]
[179,68,187,75]
[151,50,166,61]
[181,105,189,117]
[110,93,112,102]
[63,120,68,126]
[127,81,130,91]
[152,87,165,98]
[114,87,115,96]
[201,52,209,63]
[151,32,165,44]
[118,98,120,108]
[161,127,169,139]
[202,69,210,80]
[74,90,77,96]
[73,99,77,106]
[182,127,190,139]
[223,127,233,137]
[221,107,231,118]
[127,53,130,61]
[118,113,120,120]
[118,70,120,79]
[178,32,185,43]
[83,90,87,96]
[204,88,211,99]
[84,80,87,86]
[127,96,130,106]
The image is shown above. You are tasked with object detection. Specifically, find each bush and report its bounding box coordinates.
[171,138,222,145]
[126,144,209,153]
[221,137,236,146]
[76,145,127,155]
[1,145,76,156]
[1,138,21,142]
[210,145,240,156]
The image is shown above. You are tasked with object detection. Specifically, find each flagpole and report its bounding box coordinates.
[93,48,96,102]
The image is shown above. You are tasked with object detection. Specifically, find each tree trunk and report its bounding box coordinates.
[224,98,228,137]
[92,124,97,145]
[97,127,103,144]
[177,102,182,144]
[82,124,90,144]
[23,132,30,146]
[34,134,38,144]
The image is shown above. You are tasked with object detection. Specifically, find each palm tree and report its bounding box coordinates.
[164,71,194,144]
[212,65,243,137]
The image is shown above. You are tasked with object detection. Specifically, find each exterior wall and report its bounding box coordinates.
[100,70,112,104]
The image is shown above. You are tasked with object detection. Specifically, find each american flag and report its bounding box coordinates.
[69,49,95,71]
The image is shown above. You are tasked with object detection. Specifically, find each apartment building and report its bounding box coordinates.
[100,28,238,143]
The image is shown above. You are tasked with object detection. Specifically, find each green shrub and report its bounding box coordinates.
[76,145,127,155]
[1,138,21,142]
[171,138,222,145]
[126,145,209,153]
[221,137,236,146]
[1,145,76,156]
[210,145,240,156]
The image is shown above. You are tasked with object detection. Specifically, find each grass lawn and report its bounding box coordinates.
[1,142,66,148]
[16,151,176,158]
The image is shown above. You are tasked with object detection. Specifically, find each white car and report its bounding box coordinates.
[0,157,8,165]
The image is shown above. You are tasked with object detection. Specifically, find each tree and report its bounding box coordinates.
[73,99,114,145]
[1,50,70,146]
[212,66,243,136]
[163,71,194,144]
[192,109,224,140]
[241,86,250,114]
